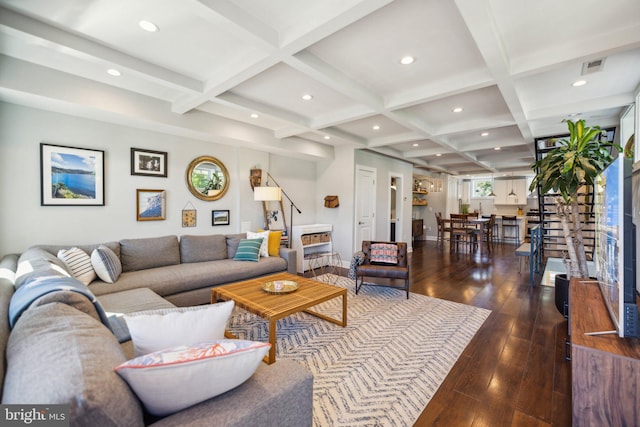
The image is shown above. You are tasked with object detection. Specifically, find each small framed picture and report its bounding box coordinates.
[136,189,166,221]
[131,148,167,177]
[212,210,230,226]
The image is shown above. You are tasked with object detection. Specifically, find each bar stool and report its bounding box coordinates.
[501,215,519,245]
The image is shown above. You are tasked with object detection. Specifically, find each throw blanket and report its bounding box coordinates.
[348,251,365,280]
[9,275,112,331]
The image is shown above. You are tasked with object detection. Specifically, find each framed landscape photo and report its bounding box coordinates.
[212,210,230,226]
[131,148,168,177]
[40,143,105,206]
[136,189,166,221]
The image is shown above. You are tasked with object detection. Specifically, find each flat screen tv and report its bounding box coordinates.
[594,154,638,338]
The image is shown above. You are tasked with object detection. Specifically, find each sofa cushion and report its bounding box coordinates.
[225,233,246,259]
[124,301,235,356]
[233,239,263,262]
[180,235,227,263]
[2,303,144,426]
[57,247,96,285]
[260,229,283,257]
[91,245,122,283]
[246,231,270,257]
[115,340,271,416]
[120,235,180,272]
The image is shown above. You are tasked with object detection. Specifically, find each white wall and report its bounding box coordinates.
[0,102,314,255]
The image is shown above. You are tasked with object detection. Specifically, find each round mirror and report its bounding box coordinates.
[185,156,230,201]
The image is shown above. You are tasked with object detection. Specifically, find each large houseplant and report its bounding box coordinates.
[529,119,620,279]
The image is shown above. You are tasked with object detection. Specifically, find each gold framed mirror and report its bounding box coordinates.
[185,156,230,201]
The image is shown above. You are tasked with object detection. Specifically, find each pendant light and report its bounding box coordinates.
[508,174,517,198]
[488,174,496,197]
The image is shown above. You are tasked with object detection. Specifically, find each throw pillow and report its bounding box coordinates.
[91,245,122,283]
[57,247,97,285]
[259,229,283,257]
[233,238,263,262]
[370,243,399,264]
[124,301,235,357]
[115,340,271,416]
[246,230,270,257]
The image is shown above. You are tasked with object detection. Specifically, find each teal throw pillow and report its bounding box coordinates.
[233,238,263,262]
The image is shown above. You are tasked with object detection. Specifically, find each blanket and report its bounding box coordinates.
[9,275,112,331]
[348,251,365,280]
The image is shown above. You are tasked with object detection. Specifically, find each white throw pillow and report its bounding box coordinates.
[57,247,96,285]
[124,301,235,357]
[246,230,270,257]
[90,245,122,283]
[115,340,270,416]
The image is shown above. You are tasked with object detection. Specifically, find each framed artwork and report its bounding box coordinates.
[131,148,168,177]
[40,143,105,206]
[212,210,230,226]
[182,209,197,227]
[136,189,166,221]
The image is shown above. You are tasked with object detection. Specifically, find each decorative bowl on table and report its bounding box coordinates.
[262,280,299,294]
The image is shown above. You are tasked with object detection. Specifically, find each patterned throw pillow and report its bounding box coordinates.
[246,230,270,257]
[124,301,235,357]
[57,247,96,285]
[370,243,399,265]
[233,238,263,262]
[115,340,271,416]
[91,245,122,283]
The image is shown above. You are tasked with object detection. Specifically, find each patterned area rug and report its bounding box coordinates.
[227,274,491,426]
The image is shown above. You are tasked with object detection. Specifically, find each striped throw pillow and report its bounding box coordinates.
[233,238,263,262]
[91,245,122,283]
[370,243,398,265]
[57,247,96,285]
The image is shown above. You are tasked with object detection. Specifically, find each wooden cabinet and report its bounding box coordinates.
[292,224,333,273]
[569,279,640,426]
[412,219,423,241]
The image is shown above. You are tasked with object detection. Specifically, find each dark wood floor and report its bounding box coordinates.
[408,239,572,427]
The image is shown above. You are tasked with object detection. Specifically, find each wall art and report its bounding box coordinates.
[131,148,168,177]
[137,189,166,221]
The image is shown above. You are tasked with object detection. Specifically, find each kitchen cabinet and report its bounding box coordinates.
[493,179,527,205]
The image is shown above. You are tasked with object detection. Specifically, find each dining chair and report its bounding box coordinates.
[482,214,497,248]
[502,215,519,245]
[435,212,450,247]
[449,213,471,252]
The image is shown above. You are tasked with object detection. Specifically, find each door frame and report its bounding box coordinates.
[388,171,404,242]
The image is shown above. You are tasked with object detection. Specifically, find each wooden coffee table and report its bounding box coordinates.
[211,272,347,364]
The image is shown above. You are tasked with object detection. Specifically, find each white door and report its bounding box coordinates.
[355,165,376,250]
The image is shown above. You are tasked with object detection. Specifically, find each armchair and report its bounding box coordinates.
[355,241,409,299]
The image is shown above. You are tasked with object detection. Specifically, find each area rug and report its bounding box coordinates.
[227,274,491,427]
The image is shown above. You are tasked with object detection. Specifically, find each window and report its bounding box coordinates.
[472,179,493,197]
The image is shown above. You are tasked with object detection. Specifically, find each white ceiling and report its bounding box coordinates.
[1,0,639,176]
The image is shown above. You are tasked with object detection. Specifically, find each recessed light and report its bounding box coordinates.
[436,153,442,157]
[494,147,501,150]
[481,132,489,137]
[571,80,587,87]
[302,94,313,101]
[139,20,158,32]
[324,135,331,140]
[452,107,463,113]
[107,68,121,76]
[250,113,259,119]
[412,143,419,147]
[400,56,415,65]
[372,125,380,130]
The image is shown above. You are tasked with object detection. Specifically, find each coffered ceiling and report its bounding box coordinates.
[1,0,639,176]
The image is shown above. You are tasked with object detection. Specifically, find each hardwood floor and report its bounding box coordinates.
[408,239,572,427]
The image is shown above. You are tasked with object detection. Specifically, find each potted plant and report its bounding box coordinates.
[529,119,620,313]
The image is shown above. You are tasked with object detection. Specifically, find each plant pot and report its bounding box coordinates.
[554,273,570,318]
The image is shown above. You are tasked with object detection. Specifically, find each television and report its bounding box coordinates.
[594,154,638,338]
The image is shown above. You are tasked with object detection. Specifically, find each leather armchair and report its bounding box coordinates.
[355,241,409,298]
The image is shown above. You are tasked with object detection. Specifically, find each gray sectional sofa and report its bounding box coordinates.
[0,233,314,426]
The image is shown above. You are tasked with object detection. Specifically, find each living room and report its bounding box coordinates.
[1,1,640,426]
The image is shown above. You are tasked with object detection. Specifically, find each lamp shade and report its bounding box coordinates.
[254,186,282,201]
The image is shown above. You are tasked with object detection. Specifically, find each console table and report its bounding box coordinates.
[569,279,640,425]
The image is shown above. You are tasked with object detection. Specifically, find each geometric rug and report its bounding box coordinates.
[227,274,491,426]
